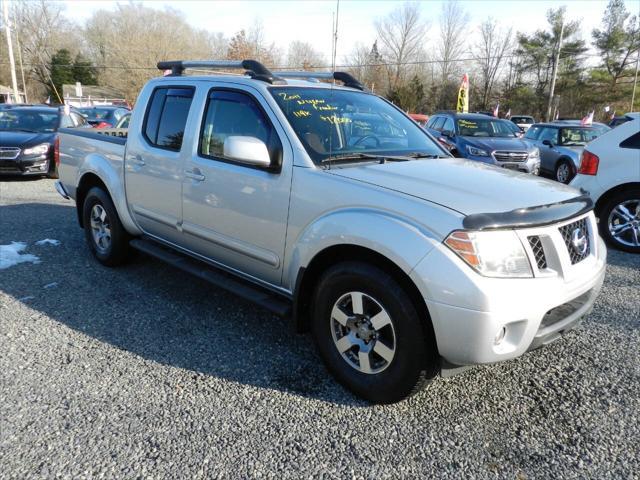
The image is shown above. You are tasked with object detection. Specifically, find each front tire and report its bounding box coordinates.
[311,261,438,403]
[597,188,640,253]
[82,187,131,266]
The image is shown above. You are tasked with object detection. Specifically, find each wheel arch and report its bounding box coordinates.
[76,173,109,228]
[292,244,439,359]
[594,182,640,216]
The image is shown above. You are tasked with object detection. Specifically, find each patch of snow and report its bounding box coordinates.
[43,282,58,289]
[18,295,35,302]
[0,242,40,270]
[35,239,61,246]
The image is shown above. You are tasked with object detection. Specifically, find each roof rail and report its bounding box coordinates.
[273,71,365,90]
[156,59,283,84]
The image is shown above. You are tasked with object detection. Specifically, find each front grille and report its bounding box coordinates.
[528,236,547,269]
[0,147,21,160]
[540,288,593,328]
[559,218,590,265]
[493,150,528,162]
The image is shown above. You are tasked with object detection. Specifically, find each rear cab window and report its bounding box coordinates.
[620,131,640,150]
[143,87,194,151]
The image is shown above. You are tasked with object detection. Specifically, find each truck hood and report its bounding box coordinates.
[461,136,533,151]
[327,157,581,216]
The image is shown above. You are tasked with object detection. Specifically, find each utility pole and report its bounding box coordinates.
[546,19,564,122]
[14,11,28,103]
[631,49,639,112]
[2,0,21,103]
[332,0,339,72]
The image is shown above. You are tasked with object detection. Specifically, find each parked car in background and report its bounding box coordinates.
[571,114,640,253]
[56,58,606,403]
[408,113,429,127]
[608,113,637,128]
[426,112,540,174]
[524,122,609,184]
[0,105,88,177]
[510,115,535,132]
[77,106,130,128]
[554,119,610,136]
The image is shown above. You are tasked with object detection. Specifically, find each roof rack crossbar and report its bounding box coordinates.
[273,71,364,90]
[156,59,282,84]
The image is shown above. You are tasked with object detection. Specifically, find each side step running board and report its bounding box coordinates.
[130,238,292,318]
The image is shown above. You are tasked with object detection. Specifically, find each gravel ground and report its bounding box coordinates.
[1,178,639,479]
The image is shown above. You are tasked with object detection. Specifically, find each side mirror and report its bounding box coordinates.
[223,136,271,168]
[542,139,554,147]
[442,129,455,139]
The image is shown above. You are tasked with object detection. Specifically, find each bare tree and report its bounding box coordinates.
[285,41,325,70]
[375,2,427,89]
[436,0,469,83]
[473,18,513,109]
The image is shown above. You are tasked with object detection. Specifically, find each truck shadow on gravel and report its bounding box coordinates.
[0,202,366,406]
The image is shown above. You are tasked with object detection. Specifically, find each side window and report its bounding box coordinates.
[199,90,281,166]
[432,117,446,131]
[539,128,558,143]
[442,117,455,133]
[620,131,640,150]
[524,126,541,139]
[143,87,194,151]
[426,116,438,128]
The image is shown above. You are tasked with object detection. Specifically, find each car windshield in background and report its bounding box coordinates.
[457,118,515,138]
[0,110,59,132]
[269,87,444,163]
[512,116,533,124]
[78,108,113,121]
[558,127,601,146]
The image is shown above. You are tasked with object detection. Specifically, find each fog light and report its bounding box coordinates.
[494,326,507,345]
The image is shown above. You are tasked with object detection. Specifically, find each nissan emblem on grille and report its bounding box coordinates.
[571,228,588,256]
[559,218,590,265]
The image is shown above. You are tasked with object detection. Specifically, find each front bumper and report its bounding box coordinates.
[411,212,607,366]
[464,153,540,175]
[0,156,50,176]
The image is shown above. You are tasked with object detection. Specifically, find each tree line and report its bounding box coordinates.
[1,0,638,120]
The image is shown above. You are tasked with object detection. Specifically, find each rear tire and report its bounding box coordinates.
[311,261,438,404]
[597,188,640,253]
[555,159,575,184]
[82,187,131,266]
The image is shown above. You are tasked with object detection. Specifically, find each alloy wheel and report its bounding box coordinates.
[608,199,640,248]
[89,204,112,253]
[556,163,571,183]
[330,291,396,374]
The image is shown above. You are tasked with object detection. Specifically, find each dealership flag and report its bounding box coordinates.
[505,109,511,119]
[610,110,616,120]
[493,103,500,117]
[580,110,594,126]
[457,74,469,113]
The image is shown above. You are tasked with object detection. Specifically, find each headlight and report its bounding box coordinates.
[444,230,533,278]
[467,145,489,156]
[529,148,540,159]
[22,143,50,156]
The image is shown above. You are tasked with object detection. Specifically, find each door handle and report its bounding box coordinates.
[184,169,205,182]
[128,155,145,166]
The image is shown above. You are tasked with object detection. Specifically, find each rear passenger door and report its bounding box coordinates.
[180,86,293,286]
[537,127,560,172]
[125,86,195,245]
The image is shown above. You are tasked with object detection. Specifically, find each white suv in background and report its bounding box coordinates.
[571,114,640,253]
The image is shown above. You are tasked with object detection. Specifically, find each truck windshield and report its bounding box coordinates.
[270,87,444,164]
[0,109,59,132]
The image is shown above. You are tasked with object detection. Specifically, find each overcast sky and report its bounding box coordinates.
[59,0,622,63]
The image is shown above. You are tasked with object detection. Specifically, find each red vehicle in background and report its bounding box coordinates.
[77,106,131,128]
[408,113,429,127]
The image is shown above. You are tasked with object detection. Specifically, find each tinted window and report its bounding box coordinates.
[144,87,194,151]
[620,131,640,149]
[456,117,517,137]
[558,127,601,146]
[0,109,59,132]
[425,116,438,128]
[199,90,281,164]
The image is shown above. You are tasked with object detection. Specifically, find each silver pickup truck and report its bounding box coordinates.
[56,59,607,403]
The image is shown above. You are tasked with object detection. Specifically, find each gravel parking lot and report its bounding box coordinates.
[1,178,638,479]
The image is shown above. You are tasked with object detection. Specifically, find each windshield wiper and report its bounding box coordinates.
[6,128,39,133]
[321,152,382,164]
[405,152,449,159]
